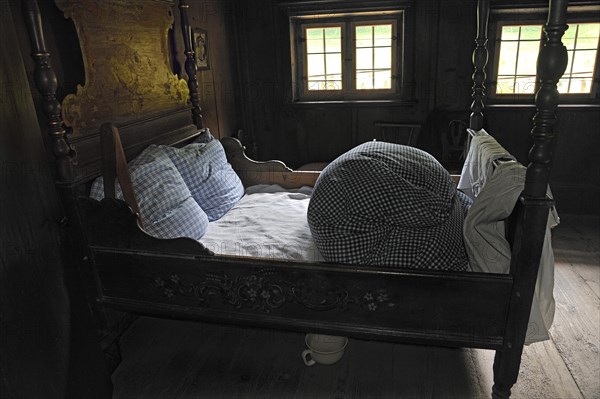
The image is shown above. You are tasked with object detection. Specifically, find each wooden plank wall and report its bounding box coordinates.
[232,0,600,214]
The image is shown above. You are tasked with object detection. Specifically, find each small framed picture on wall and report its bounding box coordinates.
[193,28,209,70]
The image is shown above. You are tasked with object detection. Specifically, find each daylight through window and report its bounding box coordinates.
[561,23,600,93]
[355,24,393,90]
[306,27,342,91]
[495,22,600,95]
[292,12,402,100]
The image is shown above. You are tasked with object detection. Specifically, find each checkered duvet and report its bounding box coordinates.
[307,141,471,271]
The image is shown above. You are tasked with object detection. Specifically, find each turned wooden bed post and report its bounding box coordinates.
[525,2,569,198]
[179,0,204,130]
[491,0,569,398]
[470,0,490,131]
[22,0,77,183]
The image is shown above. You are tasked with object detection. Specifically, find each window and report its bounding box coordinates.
[493,22,600,96]
[290,12,404,101]
[561,23,600,94]
[305,25,343,91]
[355,24,394,90]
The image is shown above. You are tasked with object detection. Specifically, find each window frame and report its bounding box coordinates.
[290,12,405,102]
[488,6,600,104]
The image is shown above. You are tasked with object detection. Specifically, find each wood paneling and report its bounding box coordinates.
[483,107,600,215]
[232,0,437,168]
[176,0,240,139]
[233,0,600,213]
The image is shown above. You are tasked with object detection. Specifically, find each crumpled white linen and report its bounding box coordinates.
[460,129,558,344]
[458,129,516,200]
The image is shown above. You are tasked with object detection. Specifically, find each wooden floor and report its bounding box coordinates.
[112,214,599,399]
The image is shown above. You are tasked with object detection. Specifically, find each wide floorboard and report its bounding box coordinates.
[113,214,599,398]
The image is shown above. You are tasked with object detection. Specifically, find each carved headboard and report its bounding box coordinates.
[56,0,189,135]
[25,0,202,185]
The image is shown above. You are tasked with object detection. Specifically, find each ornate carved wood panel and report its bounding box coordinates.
[55,0,189,135]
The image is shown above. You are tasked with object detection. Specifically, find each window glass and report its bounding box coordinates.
[561,23,600,94]
[496,25,542,95]
[306,27,343,91]
[355,24,393,90]
[293,14,401,100]
[495,22,599,95]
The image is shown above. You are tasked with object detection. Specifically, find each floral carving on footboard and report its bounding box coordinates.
[153,269,395,313]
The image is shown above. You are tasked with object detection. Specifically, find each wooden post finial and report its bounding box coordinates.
[525,0,569,198]
[23,0,77,182]
[470,0,490,131]
[179,0,204,130]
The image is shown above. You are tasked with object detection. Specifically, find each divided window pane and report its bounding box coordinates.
[297,18,398,97]
[495,22,599,95]
[355,24,393,90]
[306,27,343,91]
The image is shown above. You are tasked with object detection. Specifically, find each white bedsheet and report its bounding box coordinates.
[200,185,324,262]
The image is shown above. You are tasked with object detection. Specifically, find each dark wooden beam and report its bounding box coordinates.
[470,0,490,131]
[179,0,204,130]
[22,0,77,183]
[491,1,569,398]
[525,0,569,198]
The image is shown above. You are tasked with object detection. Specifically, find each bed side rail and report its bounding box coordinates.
[92,247,513,350]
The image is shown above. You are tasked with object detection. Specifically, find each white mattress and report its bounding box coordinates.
[200,185,324,262]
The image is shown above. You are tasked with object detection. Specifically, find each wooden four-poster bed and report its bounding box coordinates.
[23,0,569,397]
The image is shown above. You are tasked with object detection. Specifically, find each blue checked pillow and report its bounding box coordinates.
[89,145,209,240]
[307,141,470,271]
[160,136,244,221]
